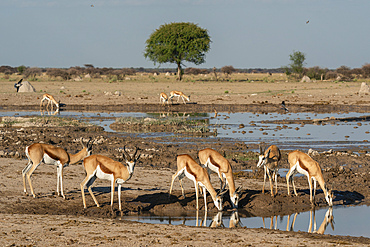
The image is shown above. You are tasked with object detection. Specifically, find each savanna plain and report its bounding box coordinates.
[0,72,370,246]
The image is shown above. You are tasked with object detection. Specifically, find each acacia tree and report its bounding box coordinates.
[144,22,211,80]
[289,50,306,78]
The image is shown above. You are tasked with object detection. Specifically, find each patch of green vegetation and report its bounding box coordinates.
[1,116,92,128]
[2,119,16,127]
[115,116,210,134]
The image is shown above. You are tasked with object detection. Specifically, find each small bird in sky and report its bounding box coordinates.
[91,4,94,7]
[306,20,309,24]
[281,101,289,113]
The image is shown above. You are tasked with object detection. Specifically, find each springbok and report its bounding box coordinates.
[169,90,190,104]
[80,146,140,211]
[256,145,281,196]
[40,93,59,110]
[286,150,333,206]
[198,148,242,208]
[22,138,93,199]
[169,154,227,211]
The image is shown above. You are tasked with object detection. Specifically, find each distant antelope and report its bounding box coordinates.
[286,150,333,206]
[256,145,281,196]
[159,92,169,105]
[40,93,59,110]
[169,90,190,104]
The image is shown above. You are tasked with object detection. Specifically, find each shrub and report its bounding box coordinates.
[46,68,71,80]
[336,65,352,80]
[362,64,370,78]
[24,67,42,80]
[304,66,328,80]
[221,66,237,75]
[0,66,17,74]
[17,65,27,74]
[184,67,209,75]
[325,71,338,80]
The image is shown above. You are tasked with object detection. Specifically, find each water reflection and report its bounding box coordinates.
[287,207,334,234]
[124,205,370,237]
[262,215,278,230]
[200,211,241,228]
[40,108,60,116]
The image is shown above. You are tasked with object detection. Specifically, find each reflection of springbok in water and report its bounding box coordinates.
[209,211,241,228]
[286,207,334,234]
[209,212,224,228]
[40,108,59,116]
[262,215,278,230]
[229,211,241,228]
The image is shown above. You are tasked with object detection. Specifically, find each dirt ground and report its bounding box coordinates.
[0,78,370,246]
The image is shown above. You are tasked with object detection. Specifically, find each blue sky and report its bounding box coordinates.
[1,0,369,69]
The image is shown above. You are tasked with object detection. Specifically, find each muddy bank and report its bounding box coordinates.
[1,124,369,217]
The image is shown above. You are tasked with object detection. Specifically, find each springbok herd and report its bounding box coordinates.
[22,136,333,211]
[24,90,334,210]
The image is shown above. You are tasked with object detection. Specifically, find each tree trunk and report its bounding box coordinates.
[177,63,182,81]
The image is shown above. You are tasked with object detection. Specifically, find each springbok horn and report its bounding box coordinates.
[86,137,93,149]
[218,188,229,197]
[123,145,130,161]
[234,186,242,196]
[80,137,85,148]
[132,146,139,160]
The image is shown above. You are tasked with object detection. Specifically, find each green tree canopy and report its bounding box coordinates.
[289,50,306,77]
[144,22,211,80]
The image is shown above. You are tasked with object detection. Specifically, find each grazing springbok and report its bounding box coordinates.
[198,148,242,208]
[286,150,333,206]
[169,90,190,104]
[256,145,281,196]
[169,154,227,211]
[80,146,140,211]
[22,138,93,199]
[40,93,59,110]
[159,92,169,105]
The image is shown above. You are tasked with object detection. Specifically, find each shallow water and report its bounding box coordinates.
[1,109,369,238]
[123,205,369,238]
[1,110,369,151]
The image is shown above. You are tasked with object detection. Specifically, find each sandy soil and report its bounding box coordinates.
[0,78,370,246]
